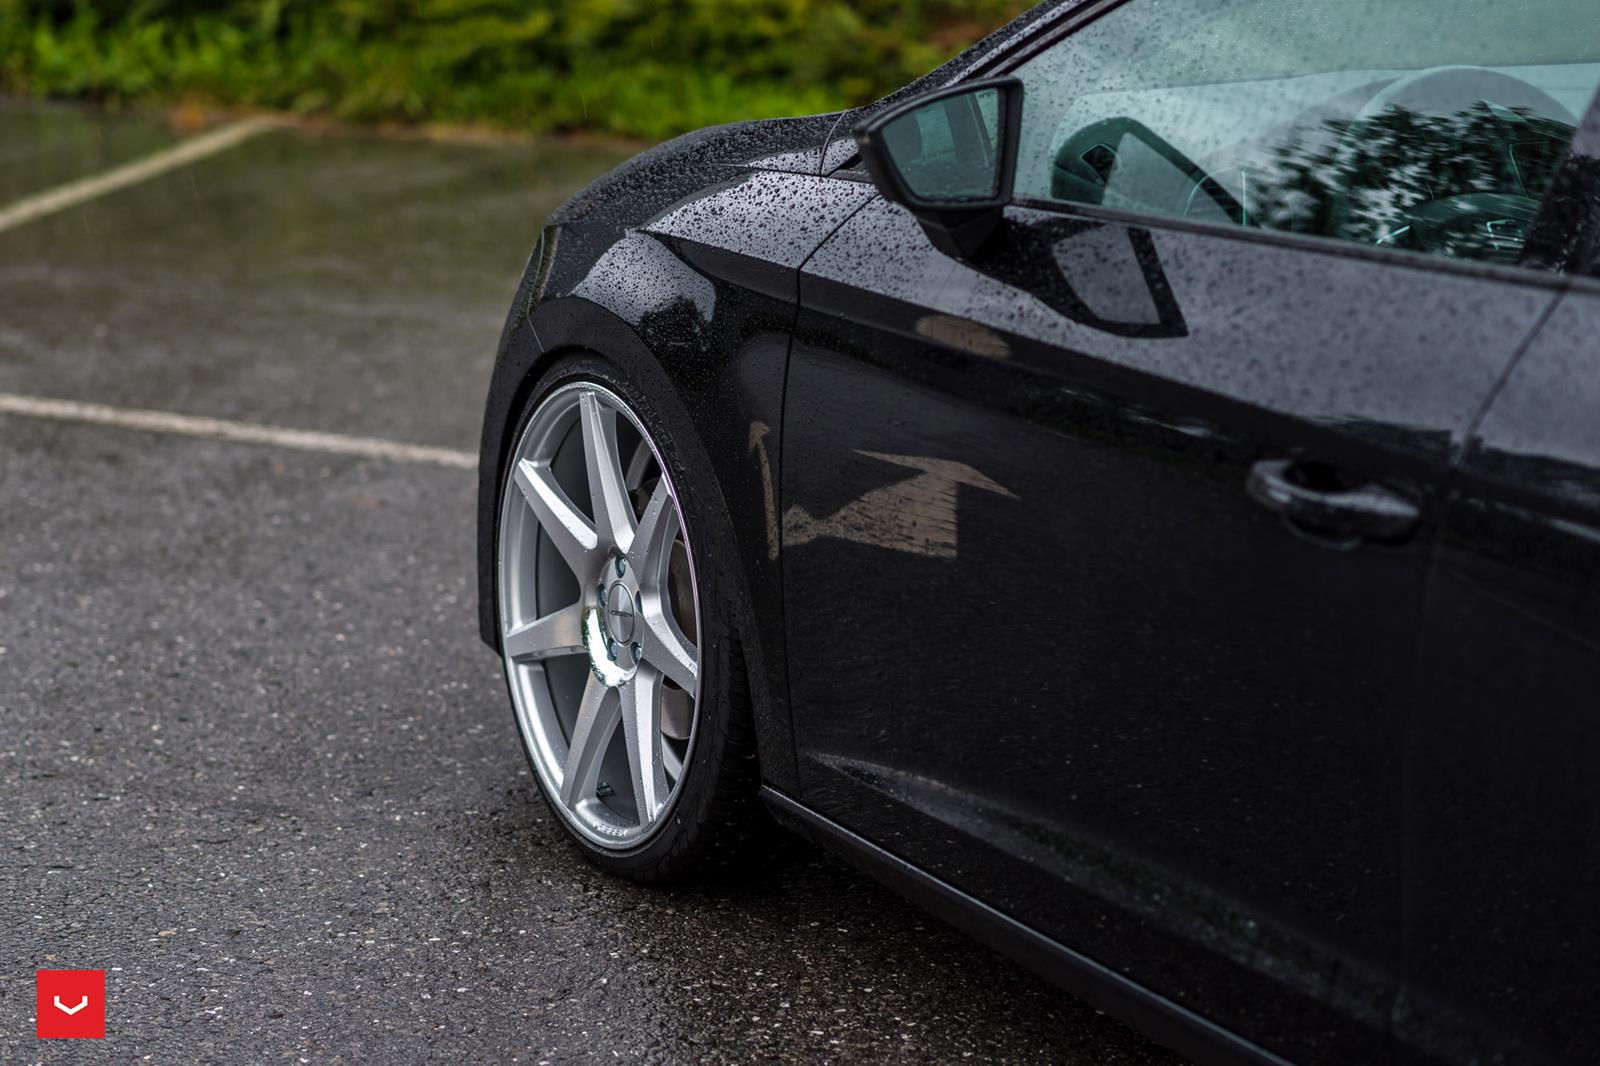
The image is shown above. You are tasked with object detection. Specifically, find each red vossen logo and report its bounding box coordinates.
[36,970,105,1039]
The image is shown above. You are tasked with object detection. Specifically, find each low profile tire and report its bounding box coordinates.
[494,352,762,881]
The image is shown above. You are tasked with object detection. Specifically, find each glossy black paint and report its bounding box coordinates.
[1398,286,1600,1066]
[762,785,1292,1066]
[780,194,1554,1066]
[1388,110,1600,1066]
[477,3,1600,1062]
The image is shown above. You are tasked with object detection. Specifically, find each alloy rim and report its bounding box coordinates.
[496,381,701,849]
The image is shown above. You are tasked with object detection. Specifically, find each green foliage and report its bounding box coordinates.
[0,0,1026,139]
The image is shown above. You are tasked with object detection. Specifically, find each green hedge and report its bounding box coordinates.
[0,1,1026,140]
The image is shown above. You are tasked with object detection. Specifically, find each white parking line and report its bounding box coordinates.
[0,116,285,236]
[0,393,477,469]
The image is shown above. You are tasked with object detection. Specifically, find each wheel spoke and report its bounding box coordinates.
[638,595,697,694]
[629,478,698,693]
[559,674,618,808]
[504,603,585,662]
[514,458,598,577]
[579,390,636,554]
[621,667,669,825]
[625,479,676,584]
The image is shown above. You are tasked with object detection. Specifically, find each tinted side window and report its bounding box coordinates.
[1013,0,1600,265]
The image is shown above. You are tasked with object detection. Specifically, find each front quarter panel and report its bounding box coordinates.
[478,120,874,796]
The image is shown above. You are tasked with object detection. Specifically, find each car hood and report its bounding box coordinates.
[547,113,843,232]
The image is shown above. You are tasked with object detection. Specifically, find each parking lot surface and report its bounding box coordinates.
[0,102,1184,1064]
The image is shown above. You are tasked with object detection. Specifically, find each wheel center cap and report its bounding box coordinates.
[604,580,636,643]
[584,566,640,688]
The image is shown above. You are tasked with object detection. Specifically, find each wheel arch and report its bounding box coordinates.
[477,291,800,795]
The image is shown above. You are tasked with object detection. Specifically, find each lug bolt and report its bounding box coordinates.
[631,642,643,665]
[615,555,627,577]
[597,583,607,607]
[606,638,618,662]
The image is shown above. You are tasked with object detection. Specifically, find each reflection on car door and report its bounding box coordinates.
[778,194,1556,1061]
[1402,286,1600,1066]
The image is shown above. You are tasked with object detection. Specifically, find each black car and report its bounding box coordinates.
[475,1,1600,1062]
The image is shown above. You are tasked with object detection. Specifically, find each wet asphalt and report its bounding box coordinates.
[0,100,1185,1064]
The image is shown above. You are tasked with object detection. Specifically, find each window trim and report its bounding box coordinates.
[1007,193,1572,294]
[966,0,1133,80]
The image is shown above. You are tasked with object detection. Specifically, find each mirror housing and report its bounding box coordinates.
[853,77,1023,258]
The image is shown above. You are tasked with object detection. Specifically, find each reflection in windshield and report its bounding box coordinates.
[1010,0,1600,266]
[1247,103,1575,261]
[1051,100,1575,265]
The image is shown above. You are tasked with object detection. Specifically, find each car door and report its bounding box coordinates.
[779,1,1597,1060]
[1399,105,1600,1064]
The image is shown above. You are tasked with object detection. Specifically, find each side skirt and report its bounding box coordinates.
[759,785,1294,1066]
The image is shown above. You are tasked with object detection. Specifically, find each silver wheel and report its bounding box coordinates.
[497,381,701,850]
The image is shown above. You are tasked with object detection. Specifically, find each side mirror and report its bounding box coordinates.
[853,77,1023,258]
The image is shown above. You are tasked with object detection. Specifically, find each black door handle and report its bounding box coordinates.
[1247,458,1420,542]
